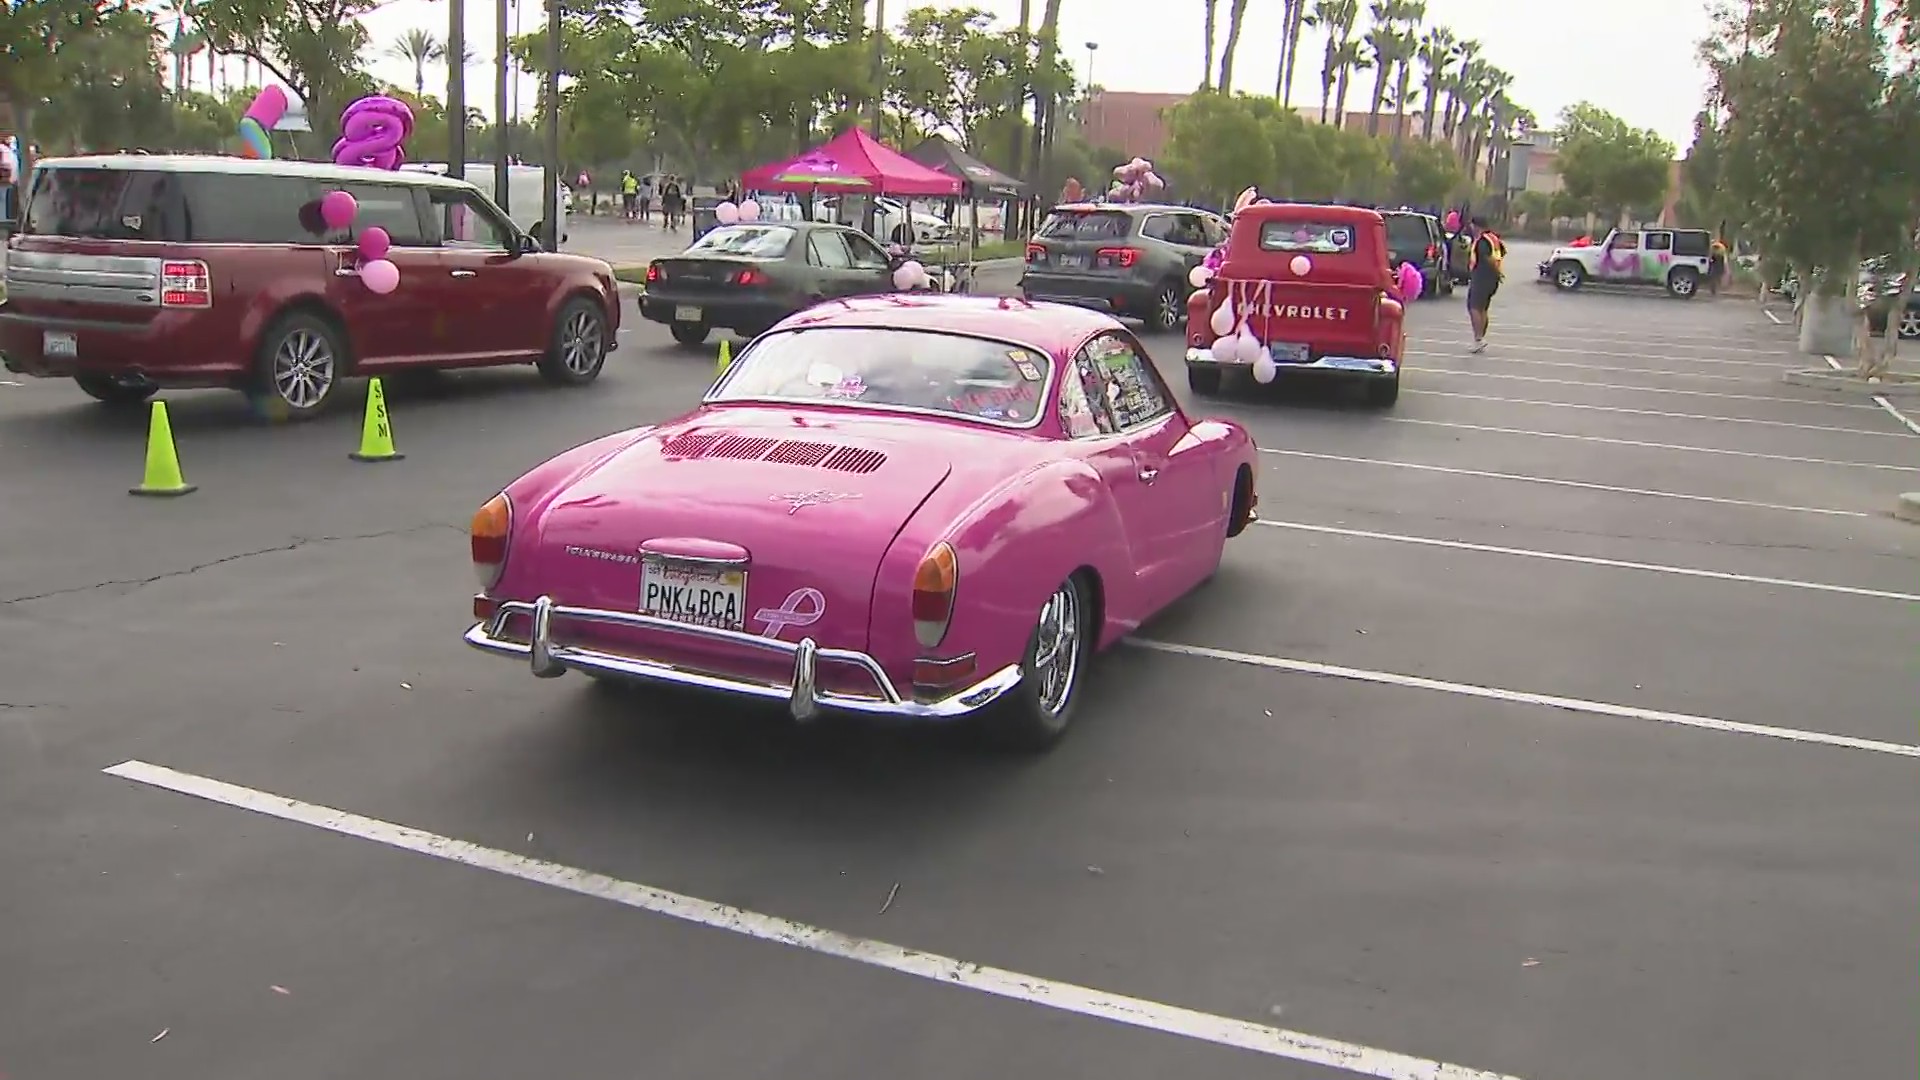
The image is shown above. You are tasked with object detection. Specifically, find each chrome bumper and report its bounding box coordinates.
[464,596,1023,721]
[1185,346,1397,375]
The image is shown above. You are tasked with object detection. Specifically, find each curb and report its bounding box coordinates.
[1896,493,1920,524]
[1782,367,1920,398]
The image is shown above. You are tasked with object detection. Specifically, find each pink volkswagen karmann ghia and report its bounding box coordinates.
[466,294,1260,750]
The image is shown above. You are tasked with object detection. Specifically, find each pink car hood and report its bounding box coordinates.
[527,410,957,650]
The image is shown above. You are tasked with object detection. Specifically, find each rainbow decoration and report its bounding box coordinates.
[238,85,288,160]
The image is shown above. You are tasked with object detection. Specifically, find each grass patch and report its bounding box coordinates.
[917,238,1026,262]
[613,265,648,286]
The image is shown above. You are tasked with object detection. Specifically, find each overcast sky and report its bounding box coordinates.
[351,0,1711,150]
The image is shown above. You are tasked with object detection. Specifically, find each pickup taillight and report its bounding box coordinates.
[160,259,211,308]
[1096,247,1140,269]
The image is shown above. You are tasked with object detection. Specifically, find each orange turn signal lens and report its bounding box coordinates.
[911,542,958,646]
[471,493,511,587]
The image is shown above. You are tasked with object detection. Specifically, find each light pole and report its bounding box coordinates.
[447,0,466,179]
[542,0,561,251]
[495,0,510,214]
[1084,41,1097,97]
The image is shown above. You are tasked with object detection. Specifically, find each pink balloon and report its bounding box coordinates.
[320,190,357,230]
[356,226,391,261]
[360,258,399,294]
[714,201,740,225]
[1444,211,1461,232]
[738,199,761,222]
[1290,255,1312,276]
[893,260,924,290]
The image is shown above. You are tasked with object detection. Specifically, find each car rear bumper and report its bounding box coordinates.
[0,309,241,385]
[638,292,792,332]
[1020,271,1157,313]
[465,595,1024,721]
[1185,345,1397,377]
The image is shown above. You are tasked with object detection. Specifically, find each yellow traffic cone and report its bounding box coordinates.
[129,400,196,497]
[349,377,404,462]
[716,338,732,376]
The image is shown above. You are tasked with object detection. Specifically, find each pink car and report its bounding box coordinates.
[465,295,1260,750]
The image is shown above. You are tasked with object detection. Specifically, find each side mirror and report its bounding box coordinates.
[518,233,544,254]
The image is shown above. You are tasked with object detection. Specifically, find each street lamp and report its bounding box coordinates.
[1084,41,1098,96]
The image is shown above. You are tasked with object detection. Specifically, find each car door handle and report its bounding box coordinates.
[1138,467,1159,483]
[450,269,477,278]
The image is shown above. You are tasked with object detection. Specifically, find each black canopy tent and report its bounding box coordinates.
[907,137,1025,278]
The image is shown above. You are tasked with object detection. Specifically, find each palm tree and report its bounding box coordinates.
[1361,1,1396,137]
[390,28,444,99]
[1275,0,1310,106]
[1440,38,1478,141]
[1332,36,1368,126]
[1317,0,1362,125]
[1415,26,1456,143]
[1217,0,1252,92]
[1386,0,1425,149]
[1202,0,1219,90]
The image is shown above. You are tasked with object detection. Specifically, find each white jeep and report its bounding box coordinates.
[1539,228,1714,298]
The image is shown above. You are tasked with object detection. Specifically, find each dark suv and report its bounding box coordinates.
[1380,210,1451,298]
[1020,203,1227,332]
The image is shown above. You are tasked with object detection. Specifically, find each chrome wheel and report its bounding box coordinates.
[1031,581,1082,717]
[1555,265,1581,289]
[560,307,604,374]
[1670,273,1696,297]
[1900,310,1920,339]
[1153,285,1182,331]
[272,328,336,409]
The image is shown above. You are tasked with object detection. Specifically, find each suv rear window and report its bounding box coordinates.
[1038,210,1132,242]
[1672,231,1710,258]
[24,166,334,245]
[1383,215,1432,251]
[1258,220,1355,253]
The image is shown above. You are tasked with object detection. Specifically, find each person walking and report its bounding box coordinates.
[661,175,685,229]
[1708,235,1728,297]
[637,172,655,225]
[1464,215,1505,353]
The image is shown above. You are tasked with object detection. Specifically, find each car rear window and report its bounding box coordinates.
[1037,210,1132,241]
[1258,220,1355,254]
[711,327,1053,427]
[1383,215,1431,251]
[24,166,337,245]
[689,225,795,258]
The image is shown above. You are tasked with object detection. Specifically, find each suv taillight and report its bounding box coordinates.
[1025,243,1046,263]
[1096,247,1140,269]
[1426,243,1437,260]
[160,260,211,308]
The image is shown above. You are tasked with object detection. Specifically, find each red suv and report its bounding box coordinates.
[1,155,620,419]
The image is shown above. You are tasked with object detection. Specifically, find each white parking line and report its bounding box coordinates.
[1407,351,1776,384]
[1259,448,1870,517]
[1407,339,1791,369]
[1411,367,1883,410]
[1256,520,1920,603]
[101,760,1526,1080]
[1820,354,1920,436]
[1413,330,1792,358]
[1125,642,1920,759]
[1365,417,1920,472]
[1403,388,1911,438]
[1418,318,1788,349]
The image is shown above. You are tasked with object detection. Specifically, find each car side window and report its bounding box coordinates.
[180,173,316,244]
[841,230,890,269]
[429,188,516,251]
[1610,232,1641,251]
[1139,214,1176,242]
[327,181,429,247]
[1058,353,1115,438]
[1173,213,1210,247]
[1200,215,1228,247]
[1078,332,1171,430]
[1644,231,1673,252]
[808,230,853,269]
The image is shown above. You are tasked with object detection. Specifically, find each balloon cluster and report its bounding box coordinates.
[1196,255,1318,384]
[1396,261,1425,300]
[238,86,287,160]
[1444,210,1461,233]
[1107,157,1164,202]
[714,199,762,226]
[891,258,931,291]
[317,191,400,294]
[332,95,415,170]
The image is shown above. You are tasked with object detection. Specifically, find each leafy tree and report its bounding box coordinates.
[33,9,168,154]
[885,7,1025,150]
[192,0,383,142]
[1552,101,1676,224]
[2,0,155,188]
[1160,91,1277,206]
[1388,135,1462,204]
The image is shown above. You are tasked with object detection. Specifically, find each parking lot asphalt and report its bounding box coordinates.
[2,250,1915,1080]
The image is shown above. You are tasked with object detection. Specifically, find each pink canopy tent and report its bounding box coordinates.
[741,128,961,197]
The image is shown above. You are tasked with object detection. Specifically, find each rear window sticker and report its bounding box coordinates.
[825,374,867,399]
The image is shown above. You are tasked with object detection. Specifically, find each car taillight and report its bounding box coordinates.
[160,259,211,308]
[645,263,663,283]
[1096,247,1140,269]
[735,268,765,286]
[1025,243,1045,263]
[471,493,512,589]
[911,541,958,647]
[1426,244,1437,260]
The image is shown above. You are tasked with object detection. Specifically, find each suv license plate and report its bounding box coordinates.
[1056,254,1087,269]
[673,305,702,322]
[1270,343,1309,364]
[43,332,77,359]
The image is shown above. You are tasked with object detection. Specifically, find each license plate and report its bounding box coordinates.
[1056,254,1087,269]
[42,331,76,359]
[673,305,703,322]
[1321,356,1383,371]
[1269,342,1309,364]
[641,560,745,631]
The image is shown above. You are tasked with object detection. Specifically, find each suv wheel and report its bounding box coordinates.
[1667,267,1700,298]
[669,321,710,347]
[1553,261,1586,290]
[73,372,157,406]
[1149,282,1183,333]
[538,296,608,385]
[252,311,344,421]
[1900,308,1920,339]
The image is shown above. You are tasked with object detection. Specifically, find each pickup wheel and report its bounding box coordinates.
[250,310,345,421]
[1667,267,1700,299]
[73,373,158,406]
[537,296,608,385]
[669,321,710,347]
[1552,261,1586,290]
[1365,373,1401,408]
[980,574,1092,753]
[1187,365,1223,397]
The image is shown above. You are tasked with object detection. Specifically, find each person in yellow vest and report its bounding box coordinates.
[1465,215,1505,353]
[1708,236,1728,296]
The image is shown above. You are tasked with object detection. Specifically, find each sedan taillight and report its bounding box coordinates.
[471,493,511,589]
[911,542,958,647]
